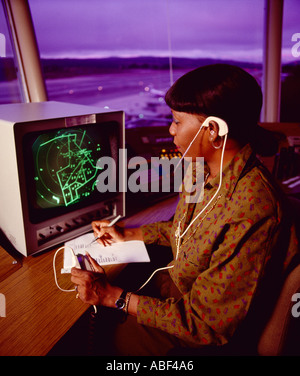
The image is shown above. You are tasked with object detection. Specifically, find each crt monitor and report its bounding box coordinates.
[0,101,125,256]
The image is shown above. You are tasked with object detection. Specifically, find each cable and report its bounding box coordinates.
[53,126,227,297]
[135,265,175,293]
[53,246,76,292]
[165,0,174,87]
[174,123,204,174]
[87,305,98,355]
[136,127,228,292]
[176,134,227,250]
[53,245,97,314]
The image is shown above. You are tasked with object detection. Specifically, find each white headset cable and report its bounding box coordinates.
[174,133,227,260]
[137,123,227,291]
[53,245,97,313]
[53,246,76,292]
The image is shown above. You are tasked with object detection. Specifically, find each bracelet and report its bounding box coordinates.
[124,292,132,315]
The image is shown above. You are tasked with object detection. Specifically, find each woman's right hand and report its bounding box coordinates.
[91,221,144,246]
[91,220,125,246]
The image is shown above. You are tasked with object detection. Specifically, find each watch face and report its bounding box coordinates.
[115,298,126,310]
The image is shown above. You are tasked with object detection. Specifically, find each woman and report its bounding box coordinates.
[71,64,297,355]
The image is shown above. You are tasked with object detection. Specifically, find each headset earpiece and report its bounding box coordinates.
[201,116,228,137]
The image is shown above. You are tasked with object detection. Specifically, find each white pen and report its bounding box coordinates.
[89,214,122,245]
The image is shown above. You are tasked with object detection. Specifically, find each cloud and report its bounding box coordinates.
[28,0,300,64]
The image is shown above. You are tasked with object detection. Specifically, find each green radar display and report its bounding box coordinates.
[32,128,103,208]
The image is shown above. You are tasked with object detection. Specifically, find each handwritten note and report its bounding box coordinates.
[63,232,150,271]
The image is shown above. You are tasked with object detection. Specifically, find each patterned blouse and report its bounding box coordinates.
[137,144,298,346]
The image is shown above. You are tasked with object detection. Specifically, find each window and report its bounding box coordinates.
[281,0,300,122]
[29,0,265,127]
[0,3,22,104]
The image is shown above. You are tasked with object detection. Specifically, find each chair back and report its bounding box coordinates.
[257,263,300,355]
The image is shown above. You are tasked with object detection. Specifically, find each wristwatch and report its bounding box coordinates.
[115,290,127,310]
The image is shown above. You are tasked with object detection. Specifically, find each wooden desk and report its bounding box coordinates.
[0,249,90,356]
[260,122,300,138]
[0,196,178,356]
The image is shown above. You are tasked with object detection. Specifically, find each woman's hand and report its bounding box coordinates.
[91,221,144,246]
[71,253,122,307]
[92,220,125,246]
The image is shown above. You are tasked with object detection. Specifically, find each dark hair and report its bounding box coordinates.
[165,64,278,155]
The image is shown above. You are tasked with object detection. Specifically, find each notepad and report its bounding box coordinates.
[63,233,150,272]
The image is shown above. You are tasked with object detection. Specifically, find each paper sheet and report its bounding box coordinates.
[63,233,150,271]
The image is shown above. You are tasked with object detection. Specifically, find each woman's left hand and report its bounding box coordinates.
[70,253,122,307]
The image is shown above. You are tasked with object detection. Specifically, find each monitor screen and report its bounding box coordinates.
[23,121,120,223]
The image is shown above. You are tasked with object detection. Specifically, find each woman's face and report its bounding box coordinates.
[169,110,209,159]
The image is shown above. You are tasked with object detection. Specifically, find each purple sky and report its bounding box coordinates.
[10,0,300,63]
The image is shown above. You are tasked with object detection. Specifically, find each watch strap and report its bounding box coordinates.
[119,290,127,301]
[124,292,133,315]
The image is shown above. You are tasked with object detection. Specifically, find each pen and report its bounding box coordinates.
[89,214,122,245]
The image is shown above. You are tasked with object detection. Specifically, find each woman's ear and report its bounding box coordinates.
[208,121,224,149]
[208,121,219,142]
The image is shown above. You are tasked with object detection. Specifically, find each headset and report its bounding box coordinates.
[175,116,228,168]
[173,116,228,258]
[204,116,228,137]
